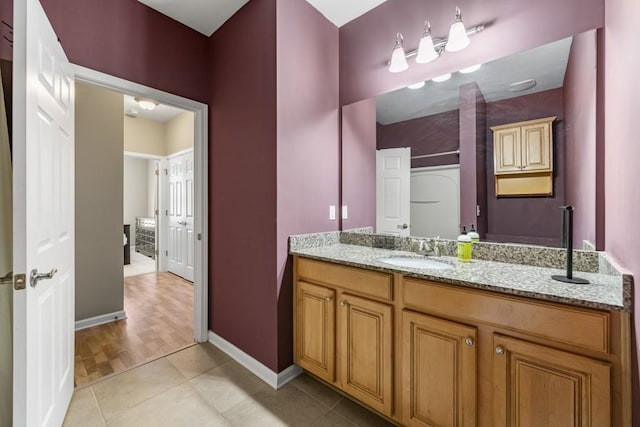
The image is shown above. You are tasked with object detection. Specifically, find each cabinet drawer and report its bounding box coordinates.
[297,258,393,301]
[402,278,610,354]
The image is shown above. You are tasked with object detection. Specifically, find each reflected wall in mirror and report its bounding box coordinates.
[341,30,599,248]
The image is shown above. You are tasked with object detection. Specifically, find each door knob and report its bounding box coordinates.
[30,268,58,288]
[397,224,409,230]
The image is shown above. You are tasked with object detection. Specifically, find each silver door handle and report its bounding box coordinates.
[179,221,187,226]
[397,224,409,230]
[30,268,57,288]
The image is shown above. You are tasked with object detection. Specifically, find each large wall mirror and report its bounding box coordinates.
[341,29,600,248]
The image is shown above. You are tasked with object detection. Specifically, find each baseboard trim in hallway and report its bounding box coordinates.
[208,330,302,390]
[75,310,127,331]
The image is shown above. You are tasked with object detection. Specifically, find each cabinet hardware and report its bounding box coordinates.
[340,301,347,307]
[465,337,474,346]
[495,346,505,355]
[325,296,332,302]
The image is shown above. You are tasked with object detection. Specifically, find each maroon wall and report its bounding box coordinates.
[209,0,279,370]
[40,0,209,103]
[485,88,565,246]
[276,0,340,371]
[376,109,460,168]
[342,99,376,230]
[604,0,640,421]
[339,0,604,105]
[564,31,597,249]
[459,83,487,236]
[0,0,12,61]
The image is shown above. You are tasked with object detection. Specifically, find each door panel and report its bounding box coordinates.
[14,0,75,425]
[493,334,610,427]
[494,128,521,173]
[167,152,194,281]
[376,148,410,236]
[295,281,336,382]
[521,122,551,172]
[339,294,393,416]
[402,310,477,427]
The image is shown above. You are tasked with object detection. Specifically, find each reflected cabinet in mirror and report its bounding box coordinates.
[341,30,599,248]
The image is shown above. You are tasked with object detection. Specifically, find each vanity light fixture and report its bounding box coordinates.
[407,81,426,89]
[432,73,452,83]
[445,7,471,52]
[387,6,485,73]
[134,97,159,111]
[389,33,409,73]
[459,64,482,74]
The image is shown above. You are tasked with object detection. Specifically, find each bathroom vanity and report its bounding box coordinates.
[291,237,631,427]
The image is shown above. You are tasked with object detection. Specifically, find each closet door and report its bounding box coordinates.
[167,152,194,281]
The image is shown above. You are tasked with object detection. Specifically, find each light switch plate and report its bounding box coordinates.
[329,205,336,220]
[342,205,348,219]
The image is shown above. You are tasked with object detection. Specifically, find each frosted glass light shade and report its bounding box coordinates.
[460,64,482,73]
[135,97,158,110]
[446,7,470,52]
[432,73,452,82]
[389,34,409,73]
[416,35,438,64]
[407,81,425,89]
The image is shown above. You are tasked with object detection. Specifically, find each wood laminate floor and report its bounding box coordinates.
[74,272,194,387]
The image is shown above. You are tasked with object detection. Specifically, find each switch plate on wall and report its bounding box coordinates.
[342,205,348,220]
[329,205,336,220]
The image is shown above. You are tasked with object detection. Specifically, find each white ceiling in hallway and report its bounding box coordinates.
[135,0,388,35]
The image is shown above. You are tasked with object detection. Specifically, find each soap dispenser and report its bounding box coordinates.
[468,225,480,243]
[457,226,472,262]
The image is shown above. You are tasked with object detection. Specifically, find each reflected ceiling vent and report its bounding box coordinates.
[509,79,537,92]
[125,109,139,118]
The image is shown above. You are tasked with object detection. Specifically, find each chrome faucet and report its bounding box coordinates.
[418,237,441,257]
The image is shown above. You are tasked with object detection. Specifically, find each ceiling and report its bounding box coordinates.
[376,37,573,125]
[136,0,388,35]
[123,95,186,122]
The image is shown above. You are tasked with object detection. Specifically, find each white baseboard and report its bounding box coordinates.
[208,330,302,390]
[75,310,127,331]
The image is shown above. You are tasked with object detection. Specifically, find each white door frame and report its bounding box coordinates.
[73,65,209,342]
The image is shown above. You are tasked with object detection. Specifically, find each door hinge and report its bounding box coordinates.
[164,169,168,176]
[155,169,159,176]
[165,250,168,256]
[14,273,26,290]
[155,249,159,255]
[197,233,202,241]
[165,210,169,216]
[155,209,159,216]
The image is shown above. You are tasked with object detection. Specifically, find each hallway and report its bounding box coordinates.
[74,272,194,387]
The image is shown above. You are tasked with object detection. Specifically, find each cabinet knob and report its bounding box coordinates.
[465,337,474,346]
[325,296,332,302]
[495,346,505,356]
[340,301,347,307]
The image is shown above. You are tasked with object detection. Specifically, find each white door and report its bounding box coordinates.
[410,166,461,240]
[376,148,411,236]
[167,152,194,281]
[13,0,75,426]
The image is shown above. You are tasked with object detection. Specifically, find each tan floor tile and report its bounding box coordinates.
[106,383,229,427]
[63,387,106,427]
[290,373,343,409]
[190,360,271,413]
[92,358,186,420]
[311,410,356,426]
[167,343,230,379]
[333,399,394,427]
[222,383,330,427]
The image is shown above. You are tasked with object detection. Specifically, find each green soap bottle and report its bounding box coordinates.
[468,224,480,243]
[457,226,472,262]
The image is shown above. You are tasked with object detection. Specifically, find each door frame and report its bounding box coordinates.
[73,65,209,342]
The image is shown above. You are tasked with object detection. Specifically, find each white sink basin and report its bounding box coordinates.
[380,257,453,270]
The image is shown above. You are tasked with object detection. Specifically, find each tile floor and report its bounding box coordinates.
[124,250,157,277]
[64,343,394,427]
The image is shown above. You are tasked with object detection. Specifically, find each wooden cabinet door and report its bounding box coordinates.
[493,334,611,427]
[493,127,522,174]
[521,121,551,172]
[339,294,393,416]
[295,281,336,382]
[402,310,477,427]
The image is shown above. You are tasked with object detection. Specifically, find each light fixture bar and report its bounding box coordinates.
[387,24,485,65]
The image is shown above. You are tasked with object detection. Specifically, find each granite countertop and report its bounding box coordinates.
[291,243,629,312]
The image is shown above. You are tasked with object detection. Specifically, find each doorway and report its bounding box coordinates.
[72,67,208,386]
